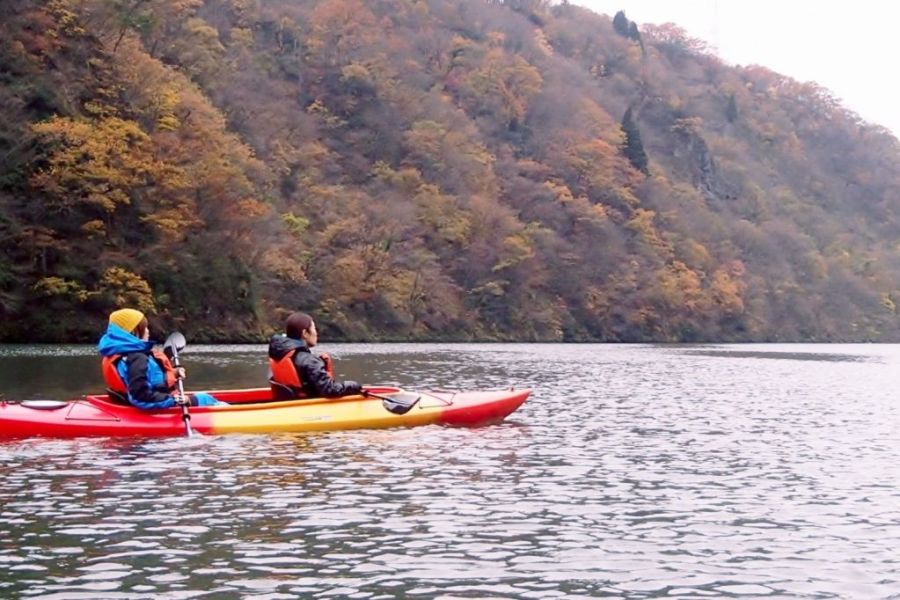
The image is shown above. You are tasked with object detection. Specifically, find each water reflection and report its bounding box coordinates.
[1,344,900,597]
[681,348,874,363]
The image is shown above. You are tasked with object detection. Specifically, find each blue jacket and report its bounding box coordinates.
[97,324,178,410]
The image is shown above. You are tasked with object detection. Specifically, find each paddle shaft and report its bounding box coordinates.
[168,345,192,437]
[360,389,394,402]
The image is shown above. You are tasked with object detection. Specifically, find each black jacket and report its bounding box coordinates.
[268,334,361,398]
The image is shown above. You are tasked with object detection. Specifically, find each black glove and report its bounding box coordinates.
[343,380,362,395]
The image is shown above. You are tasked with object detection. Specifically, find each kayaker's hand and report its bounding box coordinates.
[175,367,186,380]
[320,352,333,372]
[174,393,189,406]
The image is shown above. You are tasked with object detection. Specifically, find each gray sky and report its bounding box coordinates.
[572,1,900,137]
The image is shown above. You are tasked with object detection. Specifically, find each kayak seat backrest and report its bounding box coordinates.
[269,379,299,401]
[106,388,131,405]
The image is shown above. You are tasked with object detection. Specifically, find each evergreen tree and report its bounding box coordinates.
[627,21,641,43]
[628,21,644,52]
[726,93,739,123]
[621,107,649,174]
[612,10,630,37]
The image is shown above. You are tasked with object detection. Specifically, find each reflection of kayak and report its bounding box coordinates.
[0,387,531,438]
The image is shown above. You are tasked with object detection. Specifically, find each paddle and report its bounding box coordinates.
[362,388,422,415]
[163,331,192,437]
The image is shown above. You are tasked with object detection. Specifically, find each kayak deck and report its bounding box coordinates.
[0,387,531,438]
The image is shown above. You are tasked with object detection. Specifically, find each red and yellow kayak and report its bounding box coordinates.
[0,387,531,438]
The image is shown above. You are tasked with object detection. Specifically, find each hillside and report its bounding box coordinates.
[2,0,900,342]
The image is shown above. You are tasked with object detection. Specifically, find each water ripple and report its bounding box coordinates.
[2,344,900,598]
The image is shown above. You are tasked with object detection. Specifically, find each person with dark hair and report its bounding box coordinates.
[267,312,362,400]
[98,308,225,409]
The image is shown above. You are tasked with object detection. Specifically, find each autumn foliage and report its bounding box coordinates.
[1,0,899,342]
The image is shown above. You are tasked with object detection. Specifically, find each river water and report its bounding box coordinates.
[0,343,898,599]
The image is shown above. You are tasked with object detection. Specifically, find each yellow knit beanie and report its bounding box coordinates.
[109,308,145,333]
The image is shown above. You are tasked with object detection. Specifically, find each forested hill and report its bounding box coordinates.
[2,0,900,343]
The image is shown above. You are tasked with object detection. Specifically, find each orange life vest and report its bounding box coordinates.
[101,350,178,395]
[269,351,334,399]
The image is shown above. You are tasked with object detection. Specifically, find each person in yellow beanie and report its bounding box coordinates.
[97,308,225,409]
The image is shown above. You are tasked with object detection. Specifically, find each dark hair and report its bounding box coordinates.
[133,317,149,339]
[285,312,313,340]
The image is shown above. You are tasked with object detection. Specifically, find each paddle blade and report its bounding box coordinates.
[163,331,187,358]
[381,391,421,415]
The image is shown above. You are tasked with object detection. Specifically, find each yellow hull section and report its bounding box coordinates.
[208,394,442,433]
